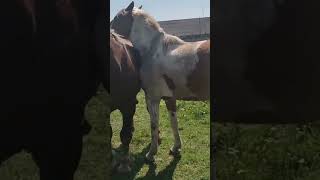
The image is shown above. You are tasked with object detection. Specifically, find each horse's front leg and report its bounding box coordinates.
[115,101,137,173]
[145,95,161,163]
[119,101,136,149]
[165,98,182,156]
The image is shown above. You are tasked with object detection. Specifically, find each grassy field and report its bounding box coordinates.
[111,91,210,180]
[0,87,112,180]
[214,122,320,180]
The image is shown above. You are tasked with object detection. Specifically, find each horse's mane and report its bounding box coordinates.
[110,29,133,47]
[132,8,185,53]
[110,29,134,69]
[132,8,162,32]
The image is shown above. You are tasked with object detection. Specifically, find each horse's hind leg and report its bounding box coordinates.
[165,98,182,157]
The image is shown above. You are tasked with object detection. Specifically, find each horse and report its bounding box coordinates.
[214,0,320,123]
[214,0,320,178]
[108,30,141,172]
[111,1,210,162]
[0,1,104,179]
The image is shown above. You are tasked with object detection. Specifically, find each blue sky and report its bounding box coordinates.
[110,0,210,21]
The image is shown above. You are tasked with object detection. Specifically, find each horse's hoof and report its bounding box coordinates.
[117,163,132,174]
[169,148,181,157]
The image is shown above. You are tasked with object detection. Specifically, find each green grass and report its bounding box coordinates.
[111,91,210,180]
[0,87,112,180]
[214,122,320,180]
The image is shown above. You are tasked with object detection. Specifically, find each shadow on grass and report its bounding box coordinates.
[112,144,181,180]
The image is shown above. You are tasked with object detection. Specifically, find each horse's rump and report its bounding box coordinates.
[186,40,210,99]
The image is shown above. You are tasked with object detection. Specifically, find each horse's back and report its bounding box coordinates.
[149,39,210,100]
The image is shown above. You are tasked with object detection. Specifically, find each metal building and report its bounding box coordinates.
[158,17,210,42]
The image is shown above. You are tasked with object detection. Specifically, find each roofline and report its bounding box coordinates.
[158,17,210,23]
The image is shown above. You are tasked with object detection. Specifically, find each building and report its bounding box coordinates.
[158,17,210,42]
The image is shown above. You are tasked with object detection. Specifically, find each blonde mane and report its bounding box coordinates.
[132,8,162,32]
[132,8,186,54]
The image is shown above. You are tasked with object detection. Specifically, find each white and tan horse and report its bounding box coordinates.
[111,1,210,162]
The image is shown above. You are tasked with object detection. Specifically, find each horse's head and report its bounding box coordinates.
[110,1,135,38]
[111,1,163,56]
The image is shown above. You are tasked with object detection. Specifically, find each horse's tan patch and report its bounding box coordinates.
[186,40,210,99]
[163,34,185,53]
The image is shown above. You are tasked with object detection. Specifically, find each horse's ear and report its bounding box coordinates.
[139,5,142,9]
[125,1,134,12]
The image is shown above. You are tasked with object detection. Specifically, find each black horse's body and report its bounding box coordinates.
[215,0,320,123]
[0,1,105,179]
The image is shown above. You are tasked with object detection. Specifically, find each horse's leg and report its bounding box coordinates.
[165,98,182,156]
[116,101,136,173]
[119,101,136,149]
[145,95,161,163]
[31,110,83,180]
[32,132,82,180]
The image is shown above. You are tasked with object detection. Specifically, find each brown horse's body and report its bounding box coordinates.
[108,31,141,172]
[0,1,104,179]
[109,32,141,110]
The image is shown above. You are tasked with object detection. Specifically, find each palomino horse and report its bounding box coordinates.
[109,30,141,172]
[111,2,210,162]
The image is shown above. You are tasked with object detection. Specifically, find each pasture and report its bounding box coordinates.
[111,91,210,180]
[214,122,320,180]
[0,87,112,180]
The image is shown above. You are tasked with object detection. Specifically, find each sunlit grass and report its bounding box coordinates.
[111,91,210,180]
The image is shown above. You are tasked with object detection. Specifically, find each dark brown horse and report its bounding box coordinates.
[108,30,141,173]
[215,0,320,123]
[214,1,320,179]
[0,1,104,179]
